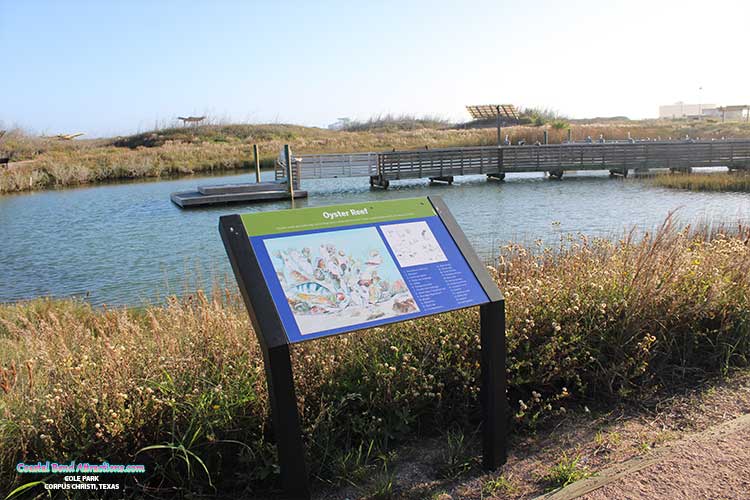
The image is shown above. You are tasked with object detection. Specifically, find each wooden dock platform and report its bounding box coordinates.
[171,181,307,208]
[174,139,750,206]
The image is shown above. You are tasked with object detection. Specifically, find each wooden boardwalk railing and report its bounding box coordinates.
[276,140,750,187]
[275,152,377,181]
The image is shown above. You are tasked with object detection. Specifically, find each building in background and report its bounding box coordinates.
[659,102,717,119]
[659,102,749,121]
[717,105,750,122]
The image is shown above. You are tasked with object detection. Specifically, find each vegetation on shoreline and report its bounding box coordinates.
[4,119,750,193]
[2,219,749,497]
[652,171,750,192]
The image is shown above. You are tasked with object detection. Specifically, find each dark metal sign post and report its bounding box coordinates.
[220,196,507,499]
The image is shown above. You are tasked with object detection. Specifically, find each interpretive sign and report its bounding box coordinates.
[244,198,488,343]
[220,196,507,499]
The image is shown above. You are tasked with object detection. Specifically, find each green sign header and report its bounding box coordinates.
[241,197,436,236]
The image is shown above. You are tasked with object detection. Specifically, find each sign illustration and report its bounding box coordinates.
[263,226,418,335]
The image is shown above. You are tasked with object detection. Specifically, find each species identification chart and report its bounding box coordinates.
[241,197,489,343]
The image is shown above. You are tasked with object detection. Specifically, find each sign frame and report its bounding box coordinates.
[219,196,507,499]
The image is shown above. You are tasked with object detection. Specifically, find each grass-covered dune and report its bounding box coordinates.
[1,219,749,497]
[0,124,495,193]
[652,171,750,192]
[3,119,750,193]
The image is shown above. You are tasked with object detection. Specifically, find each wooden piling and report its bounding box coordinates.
[284,145,294,199]
[543,130,548,145]
[496,105,502,147]
[253,144,260,183]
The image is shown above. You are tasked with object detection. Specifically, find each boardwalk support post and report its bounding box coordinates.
[487,147,505,181]
[429,176,454,185]
[370,153,390,189]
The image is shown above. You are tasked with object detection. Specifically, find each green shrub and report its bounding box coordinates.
[543,452,590,489]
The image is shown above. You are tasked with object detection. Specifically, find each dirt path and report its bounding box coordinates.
[539,414,750,500]
[312,371,750,500]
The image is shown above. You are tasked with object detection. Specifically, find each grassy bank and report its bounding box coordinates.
[2,219,750,497]
[4,120,750,193]
[652,171,750,192]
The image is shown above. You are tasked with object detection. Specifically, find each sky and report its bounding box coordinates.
[2,0,749,137]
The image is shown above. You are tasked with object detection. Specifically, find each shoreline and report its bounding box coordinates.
[4,120,750,194]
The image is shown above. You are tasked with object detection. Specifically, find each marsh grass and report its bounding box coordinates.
[651,171,750,192]
[1,219,750,496]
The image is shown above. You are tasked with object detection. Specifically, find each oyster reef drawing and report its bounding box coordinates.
[264,226,418,335]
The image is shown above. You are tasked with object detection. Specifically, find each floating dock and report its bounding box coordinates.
[171,181,307,208]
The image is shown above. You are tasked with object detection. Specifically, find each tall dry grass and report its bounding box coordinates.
[2,219,750,496]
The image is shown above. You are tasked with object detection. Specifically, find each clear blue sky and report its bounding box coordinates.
[2,0,749,136]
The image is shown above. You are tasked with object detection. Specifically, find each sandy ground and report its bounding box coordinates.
[581,415,750,500]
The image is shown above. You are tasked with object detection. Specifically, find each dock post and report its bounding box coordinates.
[253,144,261,183]
[567,128,572,143]
[543,130,548,145]
[496,105,502,147]
[284,144,294,199]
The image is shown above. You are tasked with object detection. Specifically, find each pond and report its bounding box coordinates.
[1,169,748,306]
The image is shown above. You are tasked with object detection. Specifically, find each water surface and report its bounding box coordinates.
[1,169,748,305]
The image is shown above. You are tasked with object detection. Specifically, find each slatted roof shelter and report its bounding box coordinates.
[178,116,207,126]
[466,104,519,146]
[466,104,519,121]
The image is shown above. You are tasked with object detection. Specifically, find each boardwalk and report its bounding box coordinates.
[277,139,750,188]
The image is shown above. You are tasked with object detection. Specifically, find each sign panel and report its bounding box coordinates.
[241,197,489,343]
